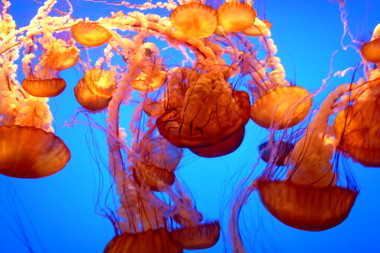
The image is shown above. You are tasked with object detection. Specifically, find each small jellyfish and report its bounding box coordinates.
[170,3,218,39]
[258,140,294,166]
[171,222,220,250]
[74,68,116,112]
[22,78,66,98]
[71,21,111,47]
[217,1,256,32]
[250,86,312,129]
[130,42,167,92]
[242,18,272,37]
[21,39,74,97]
[132,135,181,191]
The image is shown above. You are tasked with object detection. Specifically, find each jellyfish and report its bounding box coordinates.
[334,74,380,167]
[19,8,77,98]
[132,134,181,192]
[250,86,313,129]
[71,21,111,47]
[360,24,380,63]
[258,140,294,166]
[74,59,117,112]
[0,0,71,178]
[0,125,71,178]
[233,18,313,130]
[130,42,167,92]
[257,83,359,231]
[170,3,217,39]
[217,1,256,32]
[155,68,251,157]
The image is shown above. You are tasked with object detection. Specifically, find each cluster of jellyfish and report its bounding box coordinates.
[0,0,379,252]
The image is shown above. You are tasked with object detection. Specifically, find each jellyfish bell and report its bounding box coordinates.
[84,68,116,98]
[334,79,380,167]
[250,86,313,129]
[0,125,70,178]
[39,39,79,71]
[104,228,183,253]
[242,19,272,37]
[171,222,220,250]
[22,78,66,97]
[74,68,116,112]
[256,177,358,231]
[170,3,218,39]
[156,70,251,157]
[258,140,294,166]
[217,2,256,32]
[130,43,167,92]
[256,81,360,231]
[256,138,359,231]
[360,24,380,63]
[131,70,167,92]
[71,21,111,47]
[132,161,176,191]
[360,38,380,63]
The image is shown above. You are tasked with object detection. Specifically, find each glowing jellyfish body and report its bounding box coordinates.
[257,179,358,231]
[334,84,380,167]
[156,71,250,157]
[256,83,358,231]
[250,86,312,129]
[104,228,182,253]
[74,69,116,111]
[131,42,167,92]
[40,39,79,71]
[170,3,217,38]
[171,222,220,250]
[22,78,66,97]
[71,22,111,47]
[217,2,256,32]
[361,38,380,63]
[132,161,176,191]
[0,125,70,178]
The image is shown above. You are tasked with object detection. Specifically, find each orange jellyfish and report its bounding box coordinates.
[360,24,380,63]
[71,21,111,47]
[21,38,78,97]
[74,68,116,111]
[170,3,218,39]
[0,125,71,178]
[243,18,272,37]
[155,68,251,157]
[104,228,182,253]
[130,42,167,92]
[171,222,220,250]
[334,77,380,167]
[217,1,256,32]
[132,135,182,191]
[241,25,312,129]
[257,84,358,231]
[250,85,313,129]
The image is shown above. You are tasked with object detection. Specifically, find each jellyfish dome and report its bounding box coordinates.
[170,3,217,39]
[156,70,250,157]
